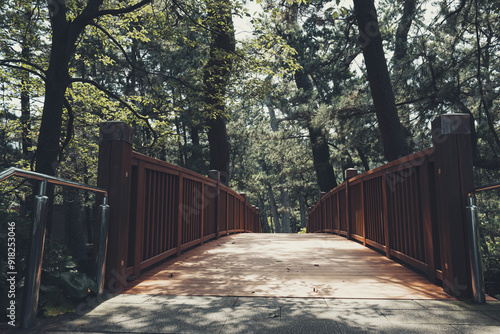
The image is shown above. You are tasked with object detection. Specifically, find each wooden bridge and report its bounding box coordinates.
[97,114,484,302]
[121,233,452,300]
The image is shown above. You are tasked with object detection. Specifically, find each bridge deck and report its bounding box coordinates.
[123,233,453,300]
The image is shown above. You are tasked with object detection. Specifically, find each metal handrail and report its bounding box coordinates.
[470,181,500,195]
[466,181,500,304]
[0,167,108,196]
[0,167,109,328]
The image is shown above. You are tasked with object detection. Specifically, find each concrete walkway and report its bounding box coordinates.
[5,234,500,333]
[6,294,500,333]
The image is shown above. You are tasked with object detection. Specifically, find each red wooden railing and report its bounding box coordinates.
[127,153,261,279]
[97,122,261,291]
[307,114,475,299]
[308,148,440,277]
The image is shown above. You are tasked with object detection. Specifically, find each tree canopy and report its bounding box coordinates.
[1,0,499,234]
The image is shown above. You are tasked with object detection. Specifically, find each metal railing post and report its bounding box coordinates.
[20,179,49,328]
[466,195,486,304]
[96,196,110,295]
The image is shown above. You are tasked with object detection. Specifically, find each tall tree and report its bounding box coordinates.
[204,0,235,185]
[353,0,410,161]
[19,0,153,176]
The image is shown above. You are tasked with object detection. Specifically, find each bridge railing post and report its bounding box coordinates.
[97,121,133,292]
[208,170,220,238]
[432,113,474,299]
[177,172,184,257]
[345,168,358,240]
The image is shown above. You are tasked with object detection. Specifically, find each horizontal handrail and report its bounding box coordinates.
[0,167,108,196]
[131,152,258,214]
[470,181,500,195]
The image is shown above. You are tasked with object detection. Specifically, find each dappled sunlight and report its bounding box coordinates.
[123,234,454,300]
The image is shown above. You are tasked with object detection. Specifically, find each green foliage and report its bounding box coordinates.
[1,0,500,300]
[40,243,98,316]
[0,196,31,322]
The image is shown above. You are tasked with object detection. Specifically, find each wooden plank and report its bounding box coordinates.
[389,249,429,274]
[365,239,386,253]
[181,238,202,252]
[361,180,366,246]
[419,159,436,283]
[382,172,391,259]
[351,234,364,243]
[177,172,184,257]
[201,181,205,245]
[140,248,177,270]
[133,161,145,279]
[124,234,453,300]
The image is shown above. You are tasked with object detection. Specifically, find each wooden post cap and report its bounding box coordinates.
[99,121,133,144]
[208,170,220,181]
[345,168,358,180]
[440,114,470,135]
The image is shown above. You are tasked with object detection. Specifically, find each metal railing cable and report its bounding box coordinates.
[467,181,500,304]
[0,167,109,328]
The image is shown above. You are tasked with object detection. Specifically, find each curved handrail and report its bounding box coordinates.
[0,167,108,196]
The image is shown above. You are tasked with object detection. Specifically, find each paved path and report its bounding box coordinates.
[124,233,452,299]
[5,233,500,333]
[6,295,500,333]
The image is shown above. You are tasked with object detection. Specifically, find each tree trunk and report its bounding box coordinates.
[280,188,291,233]
[35,64,70,175]
[20,44,32,158]
[207,117,230,184]
[299,195,308,230]
[34,0,86,175]
[353,0,410,161]
[295,70,338,192]
[308,125,338,192]
[258,193,271,233]
[393,0,417,62]
[267,183,282,233]
[204,0,235,186]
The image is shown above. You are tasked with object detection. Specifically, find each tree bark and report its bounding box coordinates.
[280,188,291,233]
[353,0,410,161]
[204,0,235,186]
[258,193,271,233]
[299,195,307,230]
[394,0,417,61]
[20,44,32,158]
[295,70,338,192]
[34,0,152,175]
[267,183,282,233]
